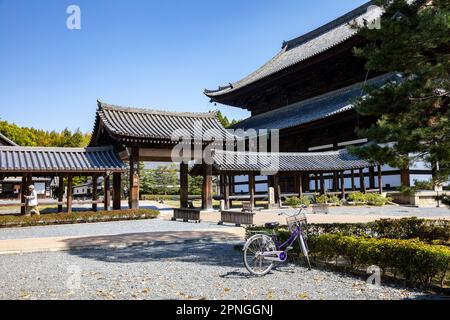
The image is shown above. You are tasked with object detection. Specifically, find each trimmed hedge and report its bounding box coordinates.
[308,234,450,286]
[141,194,180,201]
[347,192,392,206]
[0,209,159,228]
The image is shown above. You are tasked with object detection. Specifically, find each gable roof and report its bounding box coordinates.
[191,149,372,175]
[90,101,237,146]
[205,1,382,98]
[230,73,399,134]
[0,146,125,173]
[0,132,17,146]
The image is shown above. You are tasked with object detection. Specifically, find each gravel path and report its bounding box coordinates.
[0,238,440,300]
[0,218,229,241]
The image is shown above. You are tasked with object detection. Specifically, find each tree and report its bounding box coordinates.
[350,0,450,187]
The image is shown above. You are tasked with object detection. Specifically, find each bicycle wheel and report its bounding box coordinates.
[299,233,311,270]
[243,234,277,276]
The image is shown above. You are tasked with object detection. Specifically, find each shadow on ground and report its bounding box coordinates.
[63,231,243,267]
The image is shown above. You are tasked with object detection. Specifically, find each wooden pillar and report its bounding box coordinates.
[104,175,110,211]
[224,174,230,209]
[202,163,213,210]
[67,175,73,214]
[378,165,383,194]
[58,175,64,213]
[359,169,366,193]
[113,172,121,210]
[332,172,338,192]
[20,175,27,215]
[249,173,255,211]
[314,174,319,194]
[302,174,310,193]
[129,147,140,209]
[400,168,410,187]
[180,162,189,209]
[340,171,345,199]
[369,167,376,190]
[298,173,303,198]
[273,174,281,207]
[229,175,234,208]
[320,173,325,195]
[351,170,356,191]
[92,175,98,212]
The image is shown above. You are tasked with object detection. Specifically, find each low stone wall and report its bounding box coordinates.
[388,191,449,208]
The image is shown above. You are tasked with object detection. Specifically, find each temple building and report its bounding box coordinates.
[204,1,432,195]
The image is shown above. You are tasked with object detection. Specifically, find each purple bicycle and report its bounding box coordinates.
[243,206,311,276]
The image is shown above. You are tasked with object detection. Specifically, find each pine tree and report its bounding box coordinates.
[351,0,450,186]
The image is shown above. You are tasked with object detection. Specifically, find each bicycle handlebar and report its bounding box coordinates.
[278,205,308,217]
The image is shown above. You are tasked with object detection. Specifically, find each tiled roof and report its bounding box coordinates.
[0,146,125,173]
[91,101,237,144]
[231,74,399,133]
[0,132,17,146]
[205,1,382,97]
[192,149,372,174]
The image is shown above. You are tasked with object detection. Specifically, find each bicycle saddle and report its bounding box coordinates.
[265,222,280,229]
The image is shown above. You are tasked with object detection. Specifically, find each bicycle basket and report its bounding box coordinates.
[286,210,308,233]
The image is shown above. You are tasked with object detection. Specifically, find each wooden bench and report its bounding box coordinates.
[312,204,329,215]
[172,208,201,223]
[219,210,255,227]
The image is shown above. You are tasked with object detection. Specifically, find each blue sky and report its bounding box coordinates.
[0,0,368,132]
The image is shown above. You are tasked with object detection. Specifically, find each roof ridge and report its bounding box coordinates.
[0,146,114,152]
[215,149,350,156]
[0,132,18,146]
[98,101,217,118]
[283,1,373,50]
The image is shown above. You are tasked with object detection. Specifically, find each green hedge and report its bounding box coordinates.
[0,209,159,228]
[347,192,392,206]
[307,234,450,286]
[141,194,180,201]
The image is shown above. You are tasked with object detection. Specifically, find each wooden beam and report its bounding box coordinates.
[249,174,255,211]
[202,163,213,210]
[67,175,73,214]
[92,175,98,212]
[224,174,230,209]
[113,172,121,210]
[104,175,110,211]
[129,147,140,209]
[180,162,189,209]
[359,169,366,193]
[58,175,64,213]
[340,171,345,199]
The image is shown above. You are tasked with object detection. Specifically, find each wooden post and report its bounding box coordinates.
[369,167,375,190]
[320,173,325,195]
[273,174,281,207]
[249,173,255,211]
[67,175,73,214]
[359,169,366,193]
[180,162,189,209]
[92,175,98,212]
[224,174,230,209]
[333,172,338,192]
[303,174,310,193]
[400,168,410,187]
[129,147,140,209]
[378,165,383,194]
[340,171,345,199]
[229,175,234,208]
[58,175,64,213]
[202,163,213,210]
[314,174,319,194]
[20,175,27,215]
[104,175,110,211]
[351,170,356,191]
[113,172,121,210]
[298,173,303,197]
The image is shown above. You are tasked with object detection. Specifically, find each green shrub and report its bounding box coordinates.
[315,194,329,204]
[0,209,159,228]
[284,196,311,207]
[347,192,391,206]
[314,194,341,205]
[347,192,367,203]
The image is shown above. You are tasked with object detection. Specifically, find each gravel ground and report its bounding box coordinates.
[0,218,228,240]
[0,238,442,300]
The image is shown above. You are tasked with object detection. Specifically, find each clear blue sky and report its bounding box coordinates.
[0,0,368,133]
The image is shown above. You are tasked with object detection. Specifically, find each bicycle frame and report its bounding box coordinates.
[271,225,302,252]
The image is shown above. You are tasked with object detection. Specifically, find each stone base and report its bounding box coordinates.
[388,191,449,208]
[264,203,280,210]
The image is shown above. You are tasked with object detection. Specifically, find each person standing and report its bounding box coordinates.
[25,185,40,216]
